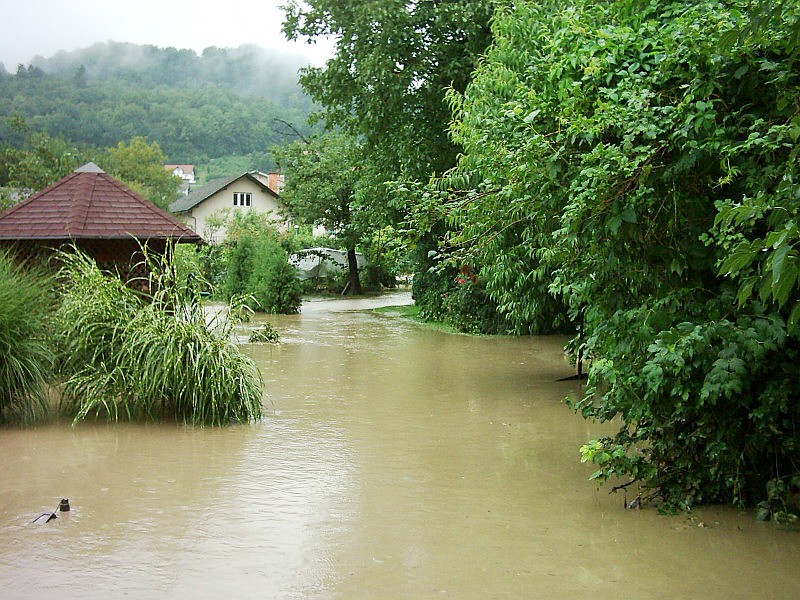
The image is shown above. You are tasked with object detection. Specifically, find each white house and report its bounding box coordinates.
[165,164,196,184]
[169,172,288,243]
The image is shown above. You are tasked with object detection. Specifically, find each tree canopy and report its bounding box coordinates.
[427,0,800,516]
[0,43,317,167]
[282,0,498,183]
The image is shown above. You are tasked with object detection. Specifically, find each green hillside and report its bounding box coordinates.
[0,42,318,170]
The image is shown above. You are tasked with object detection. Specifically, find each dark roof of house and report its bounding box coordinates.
[0,163,202,242]
[169,172,278,213]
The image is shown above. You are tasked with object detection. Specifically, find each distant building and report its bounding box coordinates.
[165,164,196,184]
[169,172,288,243]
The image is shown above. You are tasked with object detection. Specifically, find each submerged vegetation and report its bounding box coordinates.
[1,245,263,427]
[54,248,263,426]
[0,251,54,424]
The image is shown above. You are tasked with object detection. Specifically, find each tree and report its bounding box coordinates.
[281,0,501,314]
[282,0,498,182]
[100,137,180,209]
[436,0,800,516]
[1,115,84,196]
[274,131,367,294]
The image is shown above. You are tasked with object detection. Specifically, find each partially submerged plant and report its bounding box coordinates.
[248,322,281,344]
[54,244,263,425]
[0,250,54,424]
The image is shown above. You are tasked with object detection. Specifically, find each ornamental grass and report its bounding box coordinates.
[0,250,54,424]
[55,246,263,426]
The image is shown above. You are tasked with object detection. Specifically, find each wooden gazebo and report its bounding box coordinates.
[0,162,202,280]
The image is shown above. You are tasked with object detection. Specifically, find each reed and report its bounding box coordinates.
[55,246,263,425]
[0,250,54,423]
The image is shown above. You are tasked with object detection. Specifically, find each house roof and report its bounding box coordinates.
[165,164,194,174]
[169,172,279,213]
[0,163,202,242]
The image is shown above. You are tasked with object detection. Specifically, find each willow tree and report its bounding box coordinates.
[439,0,800,516]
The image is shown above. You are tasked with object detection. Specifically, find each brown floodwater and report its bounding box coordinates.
[1,291,798,599]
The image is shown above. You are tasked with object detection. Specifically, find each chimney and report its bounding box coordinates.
[267,172,285,194]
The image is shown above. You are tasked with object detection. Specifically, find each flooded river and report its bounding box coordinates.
[1,291,798,599]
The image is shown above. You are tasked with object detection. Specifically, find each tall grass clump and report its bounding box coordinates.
[55,245,263,425]
[0,250,54,424]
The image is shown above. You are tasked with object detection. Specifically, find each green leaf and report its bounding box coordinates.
[770,244,791,285]
[788,301,800,333]
[719,242,756,275]
[621,207,637,223]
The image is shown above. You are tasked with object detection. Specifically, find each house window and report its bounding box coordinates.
[233,192,252,207]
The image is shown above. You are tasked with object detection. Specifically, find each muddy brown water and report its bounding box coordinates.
[1,291,798,599]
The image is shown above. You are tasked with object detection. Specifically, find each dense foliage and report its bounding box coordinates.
[0,43,316,167]
[282,0,500,308]
[429,0,800,516]
[54,247,264,425]
[0,251,54,423]
[222,212,302,313]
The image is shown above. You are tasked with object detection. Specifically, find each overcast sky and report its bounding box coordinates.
[0,0,334,69]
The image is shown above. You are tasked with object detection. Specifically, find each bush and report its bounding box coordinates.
[54,246,263,425]
[0,251,54,423]
[247,234,302,313]
[223,218,302,314]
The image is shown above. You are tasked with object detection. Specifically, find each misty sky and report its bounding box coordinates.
[0,0,334,69]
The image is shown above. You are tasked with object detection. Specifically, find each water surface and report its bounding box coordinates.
[1,291,798,599]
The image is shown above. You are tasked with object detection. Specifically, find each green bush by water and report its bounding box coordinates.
[223,215,302,314]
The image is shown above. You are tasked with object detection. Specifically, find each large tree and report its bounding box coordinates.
[436,0,800,515]
[281,0,498,190]
[274,131,366,294]
[281,0,502,320]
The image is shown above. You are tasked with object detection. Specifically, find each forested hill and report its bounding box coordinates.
[0,42,318,167]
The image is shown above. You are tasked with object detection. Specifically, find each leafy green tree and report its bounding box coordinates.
[282,0,497,182]
[100,137,180,209]
[274,132,367,294]
[282,0,500,306]
[436,0,800,515]
[1,115,84,194]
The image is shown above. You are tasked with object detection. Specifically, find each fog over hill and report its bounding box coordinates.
[0,42,318,167]
[25,41,313,103]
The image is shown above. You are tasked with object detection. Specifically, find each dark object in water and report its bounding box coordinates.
[557,372,588,381]
[32,498,70,524]
[32,512,58,525]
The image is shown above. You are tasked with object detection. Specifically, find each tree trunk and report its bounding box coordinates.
[345,246,362,295]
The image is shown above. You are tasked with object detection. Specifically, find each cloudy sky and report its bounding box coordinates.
[0,0,334,68]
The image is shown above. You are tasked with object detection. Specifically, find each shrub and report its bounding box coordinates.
[247,235,302,314]
[54,246,263,425]
[0,251,54,423]
[223,219,302,314]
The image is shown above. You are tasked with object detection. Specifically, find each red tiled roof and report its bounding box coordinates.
[0,164,202,242]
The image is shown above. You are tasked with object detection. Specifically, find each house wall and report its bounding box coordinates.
[183,178,288,243]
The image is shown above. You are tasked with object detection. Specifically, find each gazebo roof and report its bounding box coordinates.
[0,163,201,243]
